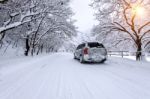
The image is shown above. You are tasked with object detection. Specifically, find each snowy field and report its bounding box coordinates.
[0,53,150,99]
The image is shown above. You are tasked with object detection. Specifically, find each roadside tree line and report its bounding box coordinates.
[0,0,77,56]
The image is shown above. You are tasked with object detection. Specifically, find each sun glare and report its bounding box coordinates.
[132,5,146,17]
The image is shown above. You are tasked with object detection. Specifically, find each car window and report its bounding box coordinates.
[88,42,104,48]
[77,43,85,50]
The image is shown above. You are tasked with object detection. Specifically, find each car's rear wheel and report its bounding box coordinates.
[100,58,106,63]
[79,56,84,63]
[74,54,77,59]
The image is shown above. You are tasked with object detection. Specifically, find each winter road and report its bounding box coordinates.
[0,53,150,99]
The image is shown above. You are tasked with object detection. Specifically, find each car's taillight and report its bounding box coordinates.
[83,48,88,54]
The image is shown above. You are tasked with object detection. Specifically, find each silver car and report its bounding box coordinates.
[74,42,107,63]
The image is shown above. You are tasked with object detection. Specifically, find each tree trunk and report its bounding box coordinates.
[36,45,41,55]
[0,32,5,48]
[40,44,43,53]
[24,35,30,56]
[136,40,142,61]
[31,46,34,56]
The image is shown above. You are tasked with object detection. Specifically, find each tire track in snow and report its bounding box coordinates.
[55,70,63,98]
[73,62,136,99]
[0,55,55,99]
[66,61,110,99]
[0,58,48,92]
[85,64,150,99]
[81,59,150,99]
[103,60,150,90]
[101,68,150,98]
[31,65,54,99]
[74,66,115,99]
[0,64,46,99]
[1,53,150,99]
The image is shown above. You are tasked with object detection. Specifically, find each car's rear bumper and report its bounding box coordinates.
[83,55,107,62]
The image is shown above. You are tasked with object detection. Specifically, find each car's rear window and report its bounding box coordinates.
[77,43,85,50]
[88,42,104,48]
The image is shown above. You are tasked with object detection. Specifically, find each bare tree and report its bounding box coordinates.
[91,0,150,61]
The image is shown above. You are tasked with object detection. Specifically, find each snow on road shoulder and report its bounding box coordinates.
[0,52,150,99]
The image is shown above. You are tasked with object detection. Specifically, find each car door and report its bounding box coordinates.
[75,43,85,58]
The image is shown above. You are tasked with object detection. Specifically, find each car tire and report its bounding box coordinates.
[79,55,84,63]
[100,58,106,63]
[74,54,77,59]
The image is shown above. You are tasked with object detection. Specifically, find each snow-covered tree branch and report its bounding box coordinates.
[0,0,77,56]
[91,0,150,61]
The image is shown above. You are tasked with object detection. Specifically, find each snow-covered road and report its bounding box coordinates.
[0,53,150,99]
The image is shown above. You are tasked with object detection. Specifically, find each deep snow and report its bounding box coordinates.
[0,53,150,99]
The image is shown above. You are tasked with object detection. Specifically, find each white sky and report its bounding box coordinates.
[70,0,98,33]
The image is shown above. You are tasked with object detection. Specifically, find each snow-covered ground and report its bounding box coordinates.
[109,55,150,61]
[0,53,150,99]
